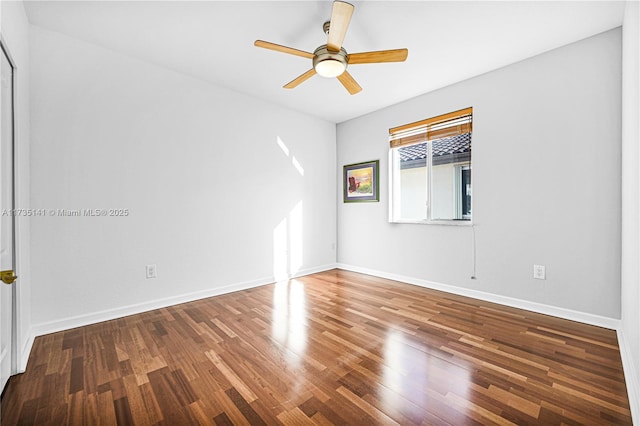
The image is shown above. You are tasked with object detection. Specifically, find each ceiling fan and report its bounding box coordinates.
[254,0,408,95]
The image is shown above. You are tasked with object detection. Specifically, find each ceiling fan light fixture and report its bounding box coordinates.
[315,58,346,78]
[313,45,348,78]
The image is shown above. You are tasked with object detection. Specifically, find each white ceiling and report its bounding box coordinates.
[23,1,625,123]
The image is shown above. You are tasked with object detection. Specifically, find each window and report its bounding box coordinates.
[389,107,472,223]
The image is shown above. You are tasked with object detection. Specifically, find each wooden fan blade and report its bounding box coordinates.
[284,69,317,89]
[348,48,409,65]
[337,71,362,95]
[326,1,354,52]
[254,40,314,59]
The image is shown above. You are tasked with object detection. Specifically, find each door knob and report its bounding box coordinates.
[0,270,17,284]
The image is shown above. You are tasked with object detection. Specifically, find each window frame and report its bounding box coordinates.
[388,108,473,226]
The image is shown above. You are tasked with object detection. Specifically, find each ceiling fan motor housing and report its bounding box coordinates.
[313,45,348,78]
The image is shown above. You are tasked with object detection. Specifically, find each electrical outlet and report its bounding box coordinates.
[146,264,157,279]
[533,264,546,280]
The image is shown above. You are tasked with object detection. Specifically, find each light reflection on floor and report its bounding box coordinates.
[271,279,309,399]
[271,279,308,359]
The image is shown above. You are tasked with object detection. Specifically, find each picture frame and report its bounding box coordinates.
[343,160,379,203]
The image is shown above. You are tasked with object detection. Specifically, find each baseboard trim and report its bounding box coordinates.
[336,263,620,330]
[617,328,640,424]
[18,331,35,373]
[30,263,337,339]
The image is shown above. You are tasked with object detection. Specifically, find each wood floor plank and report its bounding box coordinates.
[1,269,632,425]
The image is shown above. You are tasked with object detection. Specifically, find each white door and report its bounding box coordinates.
[0,40,17,394]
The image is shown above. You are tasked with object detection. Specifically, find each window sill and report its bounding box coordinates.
[390,219,473,226]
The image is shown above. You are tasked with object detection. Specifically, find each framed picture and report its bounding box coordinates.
[343,160,379,203]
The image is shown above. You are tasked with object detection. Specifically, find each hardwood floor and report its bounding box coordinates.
[1,269,632,425]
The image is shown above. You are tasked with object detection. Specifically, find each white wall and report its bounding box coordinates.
[338,28,622,322]
[1,0,31,372]
[29,26,336,332]
[620,0,640,421]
